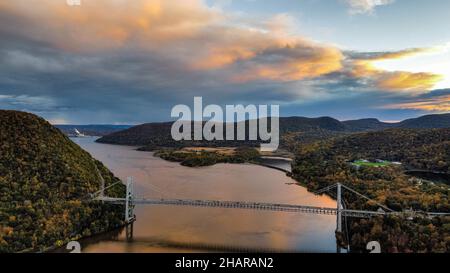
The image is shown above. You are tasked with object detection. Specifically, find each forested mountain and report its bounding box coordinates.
[398,113,450,129]
[0,110,125,252]
[292,128,450,252]
[304,128,450,172]
[97,117,350,147]
[96,113,450,149]
[279,116,347,132]
[293,128,450,199]
[97,122,173,146]
[341,118,393,131]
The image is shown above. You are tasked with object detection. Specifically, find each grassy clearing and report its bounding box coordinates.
[353,160,392,167]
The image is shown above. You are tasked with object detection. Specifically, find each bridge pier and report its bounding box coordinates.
[126,222,134,242]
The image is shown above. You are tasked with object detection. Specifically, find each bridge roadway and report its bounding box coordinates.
[95,196,387,218]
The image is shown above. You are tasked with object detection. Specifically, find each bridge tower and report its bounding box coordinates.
[336,183,343,253]
[125,177,135,223]
[336,183,342,234]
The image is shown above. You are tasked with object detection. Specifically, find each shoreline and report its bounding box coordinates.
[20,221,131,253]
[250,161,292,175]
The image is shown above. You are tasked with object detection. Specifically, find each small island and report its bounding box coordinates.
[154,147,261,167]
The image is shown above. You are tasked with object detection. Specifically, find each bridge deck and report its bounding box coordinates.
[95,197,386,218]
[94,182,450,221]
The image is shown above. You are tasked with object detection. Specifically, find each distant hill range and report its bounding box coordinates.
[278,113,450,132]
[397,114,450,129]
[56,124,132,137]
[96,113,450,149]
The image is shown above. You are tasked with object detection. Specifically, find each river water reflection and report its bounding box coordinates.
[71,137,337,253]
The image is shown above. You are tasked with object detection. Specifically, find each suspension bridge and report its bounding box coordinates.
[92,177,449,238]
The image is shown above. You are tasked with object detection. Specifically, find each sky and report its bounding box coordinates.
[0,0,449,124]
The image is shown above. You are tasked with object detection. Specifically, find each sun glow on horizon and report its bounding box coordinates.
[372,44,450,90]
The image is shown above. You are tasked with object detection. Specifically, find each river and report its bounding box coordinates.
[71,137,337,253]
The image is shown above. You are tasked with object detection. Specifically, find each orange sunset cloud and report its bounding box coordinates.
[232,44,344,82]
[350,48,443,92]
[377,72,443,92]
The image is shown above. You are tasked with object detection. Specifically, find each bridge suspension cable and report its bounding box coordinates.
[145,182,175,199]
[90,181,123,199]
[314,183,394,213]
[314,184,337,195]
[340,184,394,212]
